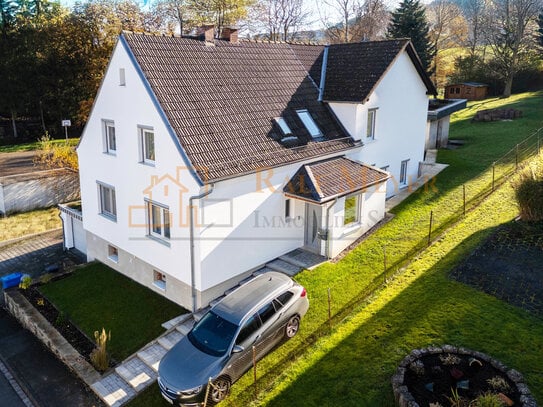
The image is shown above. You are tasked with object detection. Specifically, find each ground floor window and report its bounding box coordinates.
[153,270,166,290]
[343,194,360,226]
[146,200,170,242]
[400,159,410,186]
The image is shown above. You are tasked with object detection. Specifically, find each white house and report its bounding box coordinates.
[75,28,436,311]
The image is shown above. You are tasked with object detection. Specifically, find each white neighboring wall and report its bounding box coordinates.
[329,50,429,198]
[77,39,201,309]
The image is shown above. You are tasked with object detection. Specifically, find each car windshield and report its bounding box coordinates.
[188,312,238,357]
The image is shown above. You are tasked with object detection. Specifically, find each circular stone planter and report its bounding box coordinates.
[392,345,537,407]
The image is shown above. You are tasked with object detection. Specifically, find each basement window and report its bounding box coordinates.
[296,109,322,138]
[153,270,166,291]
[108,245,119,263]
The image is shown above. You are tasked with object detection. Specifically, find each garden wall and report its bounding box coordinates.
[0,169,79,215]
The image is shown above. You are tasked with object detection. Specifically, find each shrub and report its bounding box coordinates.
[19,275,32,289]
[33,133,78,171]
[90,328,111,372]
[471,392,505,407]
[512,157,543,221]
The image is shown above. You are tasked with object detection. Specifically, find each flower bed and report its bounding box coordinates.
[392,345,537,406]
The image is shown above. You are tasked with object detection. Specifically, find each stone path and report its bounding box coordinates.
[0,229,84,281]
[89,248,323,406]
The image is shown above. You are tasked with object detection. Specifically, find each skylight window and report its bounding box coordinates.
[274,117,292,135]
[296,109,322,138]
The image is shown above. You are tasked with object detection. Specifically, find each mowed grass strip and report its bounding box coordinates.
[40,263,187,361]
[0,207,61,241]
[0,138,79,153]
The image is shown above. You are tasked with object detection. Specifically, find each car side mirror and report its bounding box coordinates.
[232,345,244,354]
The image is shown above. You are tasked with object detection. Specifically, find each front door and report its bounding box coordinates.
[304,204,322,253]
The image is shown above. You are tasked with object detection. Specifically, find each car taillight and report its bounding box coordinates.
[300,287,307,297]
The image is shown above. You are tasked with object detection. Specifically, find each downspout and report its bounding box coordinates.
[58,207,67,251]
[324,197,338,259]
[189,184,215,312]
[318,45,329,102]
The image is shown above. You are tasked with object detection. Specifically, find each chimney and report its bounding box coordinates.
[198,24,215,45]
[221,27,239,44]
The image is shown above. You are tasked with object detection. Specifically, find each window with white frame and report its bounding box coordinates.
[343,194,360,226]
[103,120,116,154]
[147,200,170,241]
[107,245,119,262]
[139,127,155,164]
[153,270,166,290]
[400,159,409,186]
[296,109,322,138]
[367,108,377,140]
[98,182,117,220]
[274,117,292,136]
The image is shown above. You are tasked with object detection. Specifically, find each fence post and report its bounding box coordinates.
[463,184,466,216]
[327,288,332,331]
[492,163,496,191]
[427,211,433,247]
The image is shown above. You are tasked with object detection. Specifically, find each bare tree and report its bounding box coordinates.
[319,0,362,43]
[252,0,309,41]
[355,0,389,40]
[462,0,487,57]
[483,0,541,96]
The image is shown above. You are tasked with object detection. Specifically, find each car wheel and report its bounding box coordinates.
[285,315,300,338]
[209,376,230,404]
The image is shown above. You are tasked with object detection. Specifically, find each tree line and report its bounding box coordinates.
[0,0,541,141]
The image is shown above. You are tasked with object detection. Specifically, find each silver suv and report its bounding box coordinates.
[158,271,309,406]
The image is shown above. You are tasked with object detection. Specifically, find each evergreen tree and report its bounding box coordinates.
[539,10,543,47]
[387,0,435,75]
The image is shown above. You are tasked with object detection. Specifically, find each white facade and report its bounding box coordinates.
[330,51,429,197]
[77,41,430,310]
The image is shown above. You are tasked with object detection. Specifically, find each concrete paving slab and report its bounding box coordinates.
[266,259,301,276]
[92,373,135,407]
[137,343,167,372]
[157,330,183,350]
[115,357,156,391]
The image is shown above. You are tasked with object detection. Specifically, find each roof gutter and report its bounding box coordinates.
[318,45,329,102]
[189,184,215,312]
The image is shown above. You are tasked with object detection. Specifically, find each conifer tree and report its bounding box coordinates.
[387,0,435,75]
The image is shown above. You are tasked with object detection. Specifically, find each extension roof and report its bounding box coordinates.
[283,157,390,203]
[121,33,435,183]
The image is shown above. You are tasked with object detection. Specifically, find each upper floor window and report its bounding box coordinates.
[296,109,322,139]
[103,120,116,154]
[274,117,292,136]
[146,200,170,242]
[119,68,126,86]
[367,108,377,140]
[98,182,117,221]
[139,127,155,165]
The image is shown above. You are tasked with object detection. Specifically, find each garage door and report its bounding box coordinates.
[72,218,87,255]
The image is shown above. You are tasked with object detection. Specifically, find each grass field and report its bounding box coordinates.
[40,263,187,361]
[0,138,79,153]
[0,207,61,241]
[127,92,543,406]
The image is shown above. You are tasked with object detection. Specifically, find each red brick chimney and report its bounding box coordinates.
[198,24,215,45]
[221,27,238,44]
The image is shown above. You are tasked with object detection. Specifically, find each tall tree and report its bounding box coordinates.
[355,0,389,41]
[483,0,541,96]
[319,0,361,43]
[461,0,486,57]
[538,8,543,46]
[388,0,435,75]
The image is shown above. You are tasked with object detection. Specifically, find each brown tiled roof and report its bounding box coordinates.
[283,157,389,203]
[122,33,357,183]
[320,39,437,102]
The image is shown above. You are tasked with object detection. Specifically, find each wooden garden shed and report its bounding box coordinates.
[444,82,488,100]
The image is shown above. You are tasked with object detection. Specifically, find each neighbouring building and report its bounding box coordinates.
[75,28,437,310]
[426,98,467,151]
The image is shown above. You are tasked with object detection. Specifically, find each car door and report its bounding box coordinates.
[225,314,261,382]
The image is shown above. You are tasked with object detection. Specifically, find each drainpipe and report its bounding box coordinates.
[58,206,67,251]
[189,184,214,312]
[324,197,338,259]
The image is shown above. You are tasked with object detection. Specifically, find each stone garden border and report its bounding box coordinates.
[391,344,537,407]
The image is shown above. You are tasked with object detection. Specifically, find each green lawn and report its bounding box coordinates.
[40,263,187,361]
[0,137,79,153]
[0,207,61,241]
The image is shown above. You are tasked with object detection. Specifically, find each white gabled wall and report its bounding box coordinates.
[329,50,429,197]
[77,39,200,308]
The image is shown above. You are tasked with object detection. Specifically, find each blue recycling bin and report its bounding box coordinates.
[1,272,23,289]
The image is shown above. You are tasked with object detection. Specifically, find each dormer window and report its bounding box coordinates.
[296,109,322,139]
[274,117,292,136]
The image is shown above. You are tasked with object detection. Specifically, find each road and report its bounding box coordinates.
[0,151,39,177]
